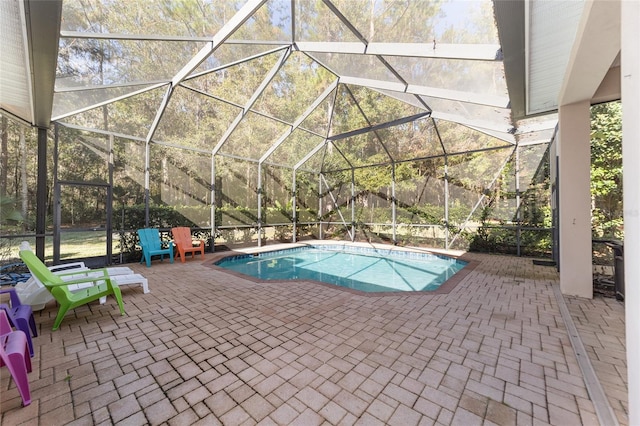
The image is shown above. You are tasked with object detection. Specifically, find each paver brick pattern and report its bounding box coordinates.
[0,247,628,425]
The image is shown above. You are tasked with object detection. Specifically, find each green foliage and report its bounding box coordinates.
[590,102,623,239]
[0,195,23,226]
[468,205,493,251]
[398,205,441,224]
[218,205,258,226]
[265,199,293,223]
[0,195,25,264]
[116,204,213,262]
[468,205,551,256]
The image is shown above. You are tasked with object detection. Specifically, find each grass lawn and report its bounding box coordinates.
[1,230,122,264]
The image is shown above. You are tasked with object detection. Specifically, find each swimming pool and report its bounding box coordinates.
[214,245,467,293]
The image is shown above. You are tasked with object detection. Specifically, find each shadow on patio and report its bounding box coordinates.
[0,250,627,425]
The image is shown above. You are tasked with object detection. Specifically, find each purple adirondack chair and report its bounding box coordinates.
[0,310,32,406]
[0,288,37,357]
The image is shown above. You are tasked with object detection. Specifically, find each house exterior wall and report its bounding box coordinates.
[622,0,640,421]
[557,100,593,298]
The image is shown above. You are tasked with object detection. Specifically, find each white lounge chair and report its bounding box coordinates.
[15,242,149,310]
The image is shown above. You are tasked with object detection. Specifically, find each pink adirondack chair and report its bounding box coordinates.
[0,287,37,357]
[0,310,32,406]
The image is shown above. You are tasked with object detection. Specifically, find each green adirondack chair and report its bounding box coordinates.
[137,228,174,267]
[19,250,125,331]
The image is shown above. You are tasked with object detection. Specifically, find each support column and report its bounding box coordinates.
[444,157,449,249]
[107,134,114,264]
[391,163,396,244]
[36,128,47,260]
[318,173,323,240]
[557,100,592,298]
[350,169,355,242]
[257,164,262,247]
[211,155,216,252]
[292,170,297,243]
[144,141,150,227]
[622,1,640,422]
[52,125,59,263]
[515,147,521,257]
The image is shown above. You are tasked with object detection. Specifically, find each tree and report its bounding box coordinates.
[590,101,623,239]
[0,194,24,263]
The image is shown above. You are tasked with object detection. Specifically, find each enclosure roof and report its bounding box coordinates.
[1,0,563,154]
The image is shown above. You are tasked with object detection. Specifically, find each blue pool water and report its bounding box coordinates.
[214,245,467,292]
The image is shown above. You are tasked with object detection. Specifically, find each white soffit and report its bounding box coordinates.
[559,1,621,106]
[526,0,584,115]
[0,0,32,124]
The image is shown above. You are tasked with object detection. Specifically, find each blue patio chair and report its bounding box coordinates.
[137,228,174,267]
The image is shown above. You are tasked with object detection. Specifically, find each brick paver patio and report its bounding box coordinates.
[0,244,628,425]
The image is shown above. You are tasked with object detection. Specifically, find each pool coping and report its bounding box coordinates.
[203,241,479,296]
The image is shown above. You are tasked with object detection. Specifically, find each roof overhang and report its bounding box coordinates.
[494,0,621,120]
[558,0,621,106]
[0,0,62,128]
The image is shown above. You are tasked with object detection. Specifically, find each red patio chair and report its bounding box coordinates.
[171,227,205,263]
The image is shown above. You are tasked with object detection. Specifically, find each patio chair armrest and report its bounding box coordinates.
[46,275,117,287]
[56,268,108,279]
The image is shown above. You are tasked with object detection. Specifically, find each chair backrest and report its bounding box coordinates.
[137,228,162,250]
[171,227,192,247]
[19,251,65,289]
[0,309,32,406]
[0,288,22,307]
[0,309,12,335]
